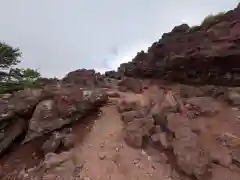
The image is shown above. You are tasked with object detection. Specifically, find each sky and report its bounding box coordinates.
[0,0,239,78]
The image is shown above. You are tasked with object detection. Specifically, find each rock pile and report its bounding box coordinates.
[117,87,240,180]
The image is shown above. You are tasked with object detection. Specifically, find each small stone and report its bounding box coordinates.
[100,143,104,148]
[232,107,239,111]
[147,155,151,161]
[133,159,140,164]
[151,133,160,143]
[141,149,147,156]
[136,162,144,169]
[151,164,156,169]
[87,144,92,148]
[18,169,28,179]
[159,133,169,149]
[98,152,106,160]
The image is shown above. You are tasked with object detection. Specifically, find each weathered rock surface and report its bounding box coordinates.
[117,99,142,113]
[62,69,106,87]
[226,89,240,106]
[147,90,240,179]
[0,83,108,157]
[117,98,154,148]
[118,77,143,93]
[124,116,154,148]
[118,4,240,86]
[2,3,240,180]
[20,151,80,180]
[0,89,43,156]
[42,128,74,154]
[23,88,108,143]
[0,118,27,157]
[184,97,221,117]
[0,88,42,122]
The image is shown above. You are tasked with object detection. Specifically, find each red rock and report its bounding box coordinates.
[124,116,154,148]
[211,165,240,180]
[118,78,143,93]
[184,97,221,117]
[118,4,240,86]
[117,99,141,113]
[62,69,106,87]
[23,88,107,143]
[120,110,147,124]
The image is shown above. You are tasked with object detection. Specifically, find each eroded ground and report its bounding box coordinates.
[1,81,240,180]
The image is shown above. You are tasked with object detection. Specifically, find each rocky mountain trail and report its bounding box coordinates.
[1,79,240,179]
[1,3,240,180]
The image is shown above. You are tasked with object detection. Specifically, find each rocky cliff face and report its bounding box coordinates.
[118,3,240,86]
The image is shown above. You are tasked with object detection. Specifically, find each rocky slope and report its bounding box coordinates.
[1,3,240,180]
[0,70,109,158]
[2,78,240,180]
[116,3,240,86]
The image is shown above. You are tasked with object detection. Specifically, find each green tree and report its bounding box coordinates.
[21,68,41,80]
[0,42,21,69]
[0,41,42,93]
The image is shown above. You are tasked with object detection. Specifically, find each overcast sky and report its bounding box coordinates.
[0,0,239,77]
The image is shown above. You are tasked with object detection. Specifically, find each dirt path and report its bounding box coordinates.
[76,94,173,180]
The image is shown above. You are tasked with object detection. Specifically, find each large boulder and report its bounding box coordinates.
[0,88,42,122]
[23,88,108,143]
[118,77,143,93]
[0,88,43,156]
[117,99,142,113]
[61,69,106,87]
[149,101,239,179]
[184,97,221,117]
[0,118,27,157]
[42,128,74,154]
[124,116,154,148]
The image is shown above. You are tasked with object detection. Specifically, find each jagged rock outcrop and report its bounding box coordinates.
[118,3,240,86]
[147,90,240,180]
[0,89,43,156]
[115,86,240,180]
[0,84,108,157]
[118,77,143,93]
[18,151,80,180]
[23,87,108,143]
[42,128,74,154]
[62,69,106,87]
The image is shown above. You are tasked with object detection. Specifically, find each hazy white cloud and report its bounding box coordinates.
[0,0,239,77]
